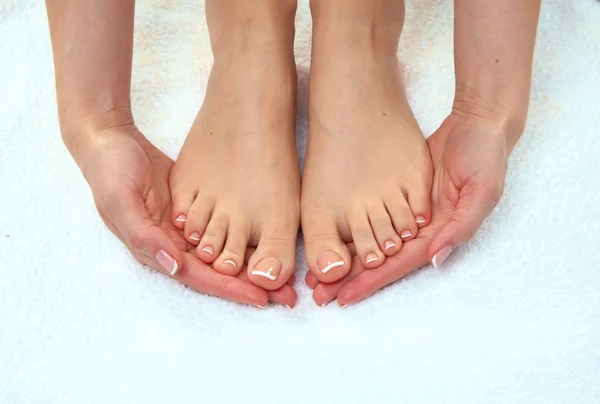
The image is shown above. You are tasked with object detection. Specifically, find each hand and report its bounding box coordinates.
[66,116,296,307]
[306,113,511,306]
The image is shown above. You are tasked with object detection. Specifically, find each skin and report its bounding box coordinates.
[45,0,297,308]
[307,0,542,306]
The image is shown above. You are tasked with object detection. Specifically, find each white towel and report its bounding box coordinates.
[1,0,599,403]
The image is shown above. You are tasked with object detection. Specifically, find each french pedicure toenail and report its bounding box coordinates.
[365,252,379,264]
[201,245,215,255]
[415,215,426,224]
[189,232,200,242]
[384,240,397,250]
[175,214,186,223]
[156,250,178,276]
[317,252,345,274]
[223,259,238,269]
[432,246,453,269]
[251,257,282,281]
[400,230,412,239]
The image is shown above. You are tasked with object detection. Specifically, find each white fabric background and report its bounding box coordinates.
[1,0,599,402]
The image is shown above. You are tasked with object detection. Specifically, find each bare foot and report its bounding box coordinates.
[301,0,433,282]
[169,0,300,290]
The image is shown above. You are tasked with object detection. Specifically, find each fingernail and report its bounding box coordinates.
[189,232,200,242]
[340,304,349,308]
[432,246,453,268]
[284,305,292,310]
[156,250,178,275]
[175,214,186,223]
[415,215,426,224]
[251,257,282,281]
[400,230,412,239]
[365,252,379,264]
[384,240,397,250]
[319,303,327,308]
[223,259,237,269]
[317,252,345,274]
[254,304,266,309]
[201,245,214,255]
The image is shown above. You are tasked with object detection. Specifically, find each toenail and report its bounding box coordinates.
[201,245,214,255]
[384,240,397,250]
[175,214,186,223]
[223,259,237,269]
[189,232,200,241]
[415,215,426,224]
[317,252,345,274]
[251,257,282,281]
[365,252,379,264]
[432,246,453,269]
[156,250,178,276]
[401,230,412,239]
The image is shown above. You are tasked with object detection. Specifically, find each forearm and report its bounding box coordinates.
[453,0,541,144]
[46,0,136,153]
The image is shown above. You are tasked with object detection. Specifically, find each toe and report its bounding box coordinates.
[213,218,250,276]
[348,209,385,269]
[302,208,352,283]
[183,197,213,246]
[171,186,197,230]
[385,191,418,241]
[368,204,402,257]
[248,221,298,291]
[196,213,228,264]
[407,182,432,228]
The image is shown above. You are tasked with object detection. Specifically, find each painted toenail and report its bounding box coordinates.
[201,245,214,255]
[224,259,237,269]
[384,240,397,250]
[189,232,200,241]
[415,215,426,224]
[175,214,186,223]
[365,252,379,264]
[251,257,282,281]
[432,246,453,269]
[156,250,178,276]
[401,230,412,239]
[317,252,345,274]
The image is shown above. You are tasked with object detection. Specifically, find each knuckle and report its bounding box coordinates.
[128,230,146,252]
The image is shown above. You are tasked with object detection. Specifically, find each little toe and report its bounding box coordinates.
[248,223,298,290]
[368,204,402,257]
[349,210,385,269]
[213,219,250,276]
[385,192,419,242]
[302,210,352,283]
[196,213,228,264]
[407,183,432,228]
[183,197,213,246]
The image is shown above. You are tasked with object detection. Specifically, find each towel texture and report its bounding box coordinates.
[1,0,599,403]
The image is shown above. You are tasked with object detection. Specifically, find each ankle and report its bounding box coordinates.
[310,0,404,57]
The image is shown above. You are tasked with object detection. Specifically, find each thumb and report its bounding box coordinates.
[108,191,183,276]
[428,182,502,268]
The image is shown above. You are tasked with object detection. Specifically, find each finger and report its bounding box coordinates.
[337,235,430,306]
[427,183,501,268]
[104,191,183,276]
[175,253,269,307]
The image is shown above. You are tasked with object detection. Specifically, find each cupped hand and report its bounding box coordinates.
[67,117,296,308]
[306,114,512,306]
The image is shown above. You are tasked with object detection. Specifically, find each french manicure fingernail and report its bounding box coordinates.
[156,250,178,276]
[432,246,453,269]
[401,230,412,239]
[416,215,426,224]
[255,304,266,309]
[175,214,186,223]
[340,304,349,308]
[284,305,292,310]
[189,232,200,241]
[251,257,282,281]
[384,240,397,250]
[317,252,345,274]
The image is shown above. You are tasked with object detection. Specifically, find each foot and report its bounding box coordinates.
[301,0,433,282]
[169,0,300,290]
